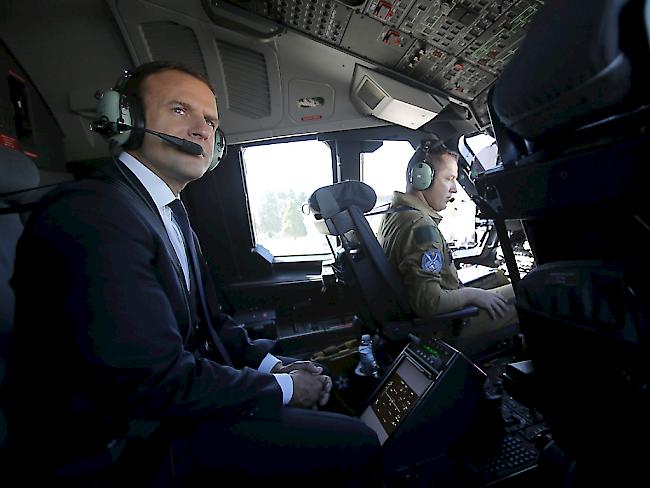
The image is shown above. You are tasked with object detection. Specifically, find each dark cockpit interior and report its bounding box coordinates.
[1,0,649,485]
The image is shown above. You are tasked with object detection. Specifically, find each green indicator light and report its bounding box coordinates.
[422,344,440,357]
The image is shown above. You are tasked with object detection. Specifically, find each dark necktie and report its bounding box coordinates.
[168,198,233,366]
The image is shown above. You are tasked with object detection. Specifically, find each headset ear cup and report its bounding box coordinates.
[207,144,219,171]
[95,90,131,146]
[93,85,145,149]
[207,128,226,171]
[411,162,434,191]
[121,93,144,150]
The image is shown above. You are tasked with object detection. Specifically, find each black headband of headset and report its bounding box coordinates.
[408,140,434,168]
[410,139,454,165]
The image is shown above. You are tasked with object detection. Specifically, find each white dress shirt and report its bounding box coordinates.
[118,153,293,404]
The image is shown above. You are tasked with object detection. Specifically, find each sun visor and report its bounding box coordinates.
[351,65,445,130]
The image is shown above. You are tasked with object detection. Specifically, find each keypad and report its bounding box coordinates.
[478,434,538,480]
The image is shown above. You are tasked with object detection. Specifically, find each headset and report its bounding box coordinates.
[91,67,226,172]
[408,141,435,191]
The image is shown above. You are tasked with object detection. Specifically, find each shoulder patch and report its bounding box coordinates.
[421,249,443,274]
[414,225,440,245]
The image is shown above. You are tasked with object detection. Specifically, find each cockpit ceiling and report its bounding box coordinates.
[215,0,545,127]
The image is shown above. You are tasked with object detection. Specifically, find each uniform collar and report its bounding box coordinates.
[391,191,443,223]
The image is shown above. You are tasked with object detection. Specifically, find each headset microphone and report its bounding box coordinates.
[143,128,204,156]
[91,118,205,157]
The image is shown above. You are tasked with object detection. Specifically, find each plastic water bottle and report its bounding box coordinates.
[355,334,380,378]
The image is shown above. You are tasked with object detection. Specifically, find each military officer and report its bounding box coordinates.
[378,143,518,356]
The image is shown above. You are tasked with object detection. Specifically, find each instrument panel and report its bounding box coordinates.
[216,0,545,126]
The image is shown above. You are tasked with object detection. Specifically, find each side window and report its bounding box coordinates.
[359,139,475,248]
[241,140,334,258]
[460,133,499,174]
[360,141,415,234]
[437,182,476,249]
[438,133,498,250]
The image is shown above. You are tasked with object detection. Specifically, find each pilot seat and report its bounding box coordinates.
[308,179,480,351]
[476,0,650,484]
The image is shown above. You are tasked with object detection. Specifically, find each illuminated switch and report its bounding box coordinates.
[374,0,395,20]
[382,29,402,46]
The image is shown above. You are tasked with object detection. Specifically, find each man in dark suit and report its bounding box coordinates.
[5,62,380,485]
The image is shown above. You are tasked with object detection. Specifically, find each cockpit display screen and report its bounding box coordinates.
[371,371,418,436]
[360,356,433,445]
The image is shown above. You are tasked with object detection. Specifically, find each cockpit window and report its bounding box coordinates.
[459,133,499,175]
[360,140,415,234]
[438,183,477,250]
[360,140,476,249]
[242,140,334,258]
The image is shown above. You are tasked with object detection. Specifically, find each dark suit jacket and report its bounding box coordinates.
[5,161,282,472]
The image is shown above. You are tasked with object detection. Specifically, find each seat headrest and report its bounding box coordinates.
[309,181,377,219]
[492,0,642,140]
[0,147,39,196]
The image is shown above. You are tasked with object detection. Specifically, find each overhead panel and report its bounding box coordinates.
[401,0,517,56]
[468,86,490,129]
[239,0,354,45]
[397,40,495,101]
[364,0,417,27]
[340,14,415,67]
[461,0,541,75]
[395,0,541,103]
[218,0,545,127]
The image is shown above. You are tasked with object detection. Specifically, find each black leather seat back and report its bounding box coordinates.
[515,260,648,477]
[310,181,413,330]
[490,0,649,164]
[0,146,40,453]
[480,1,650,478]
[478,0,650,266]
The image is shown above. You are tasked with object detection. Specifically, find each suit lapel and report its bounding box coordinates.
[101,163,185,277]
[98,161,194,341]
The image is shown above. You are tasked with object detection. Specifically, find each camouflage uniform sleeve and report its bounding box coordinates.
[397,218,462,317]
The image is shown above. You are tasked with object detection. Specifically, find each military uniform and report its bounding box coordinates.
[378,191,518,355]
[378,191,462,317]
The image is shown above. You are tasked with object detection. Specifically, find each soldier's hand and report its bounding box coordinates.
[469,289,508,320]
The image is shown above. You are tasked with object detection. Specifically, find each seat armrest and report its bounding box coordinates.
[413,305,480,337]
[425,306,480,322]
[381,306,480,341]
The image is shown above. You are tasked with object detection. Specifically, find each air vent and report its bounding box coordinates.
[141,21,208,77]
[217,41,271,119]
